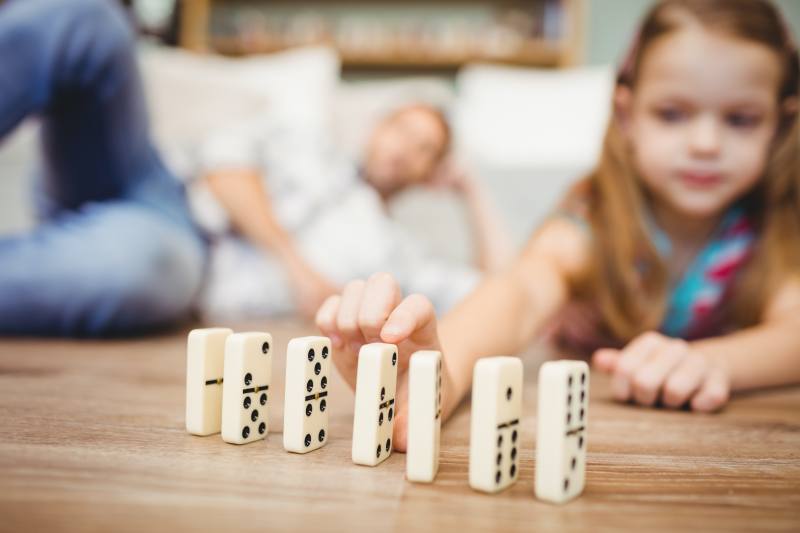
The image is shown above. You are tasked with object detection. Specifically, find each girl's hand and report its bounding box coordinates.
[591,331,730,412]
[314,272,452,452]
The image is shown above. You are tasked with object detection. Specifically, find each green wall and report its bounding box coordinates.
[585,0,800,66]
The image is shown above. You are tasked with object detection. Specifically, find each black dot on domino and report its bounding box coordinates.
[320,399,327,412]
[322,346,329,359]
[262,342,269,354]
[243,397,251,409]
[307,348,315,362]
[506,387,512,401]
[497,435,503,447]
[385,438,391,452]
[258,422,266,434]
[251,409,259,422]
[305,434,312,447]
[567,412,572,424]
[380,387,385,401]
[376,445,381,458]
[314,362,321,375]
[571,457,577,470]
[244,373,252,386]
[564,478,570,491]
[579,436,584,449]
[512,430,518,443]
[568,375,573,387]
[580,408,585,420]
[392,352,397,366]
[306,379,313,392]
[510,464,516,478]
[318,429,325,442]
[242,426,250,439]
[321,376,327,389]
[306,404,313,417]
[495,471,501,484]
[379,412,384,426]
[581,372,586,385]
[260,393,267,405]
[388,408,394,421]
[496,453,501,466]
[567,394,572,405]
[511,447,517,460]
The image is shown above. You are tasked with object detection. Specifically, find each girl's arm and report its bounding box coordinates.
[438,217,591,416]
[593,277,800,411]
[204,169,339,317]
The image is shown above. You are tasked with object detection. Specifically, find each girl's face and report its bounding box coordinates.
[621,25,784,220]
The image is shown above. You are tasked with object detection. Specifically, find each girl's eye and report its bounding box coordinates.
[727,113,761,128]
[656,108,686,123]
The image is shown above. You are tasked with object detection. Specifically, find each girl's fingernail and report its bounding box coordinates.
[612,375,629,400]
[382,322,401,336]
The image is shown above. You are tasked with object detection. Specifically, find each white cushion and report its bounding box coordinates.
[138,44,340,175]
[454,64,614,171]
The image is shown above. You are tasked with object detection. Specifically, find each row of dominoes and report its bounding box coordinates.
[185,328,588,503]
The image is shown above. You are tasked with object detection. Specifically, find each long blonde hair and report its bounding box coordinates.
[584,0,800,340]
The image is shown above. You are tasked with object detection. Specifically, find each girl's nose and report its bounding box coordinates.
[688,115,722,158]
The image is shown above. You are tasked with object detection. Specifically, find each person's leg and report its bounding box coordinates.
[0,0,206,335]
[0,202,204,337]
[0,0,186,219]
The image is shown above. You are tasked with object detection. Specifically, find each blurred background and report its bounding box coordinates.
[1,0,799,265]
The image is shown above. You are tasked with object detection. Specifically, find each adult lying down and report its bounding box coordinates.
[190,103,512,321]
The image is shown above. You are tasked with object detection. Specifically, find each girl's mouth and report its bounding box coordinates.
[679,170,724,188]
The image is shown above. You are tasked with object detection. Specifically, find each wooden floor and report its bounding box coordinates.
[0,319,798,532]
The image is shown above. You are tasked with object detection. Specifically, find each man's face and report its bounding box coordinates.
[363,106,448,197]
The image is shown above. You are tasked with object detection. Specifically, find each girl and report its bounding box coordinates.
[314,0,800,451]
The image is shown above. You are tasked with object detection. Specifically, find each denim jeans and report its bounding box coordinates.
[0,0,206,336]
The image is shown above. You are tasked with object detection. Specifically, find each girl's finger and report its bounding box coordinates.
[691,368,730,412]
[631,340,688,407]
[315,294,343,348]
[591,348,621,373]
[612,332,664,402]
[336,279,367,347]
[662,353,707,408]
[358,272,402,343]
[381,293,438,348]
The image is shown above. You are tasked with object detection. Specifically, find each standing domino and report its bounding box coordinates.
[221,332,273,445]
[535,360,589,503]
[469,356,523,493]
[352,343,398,466]
[186,328,232,436]
[406,350,442,483]
[284,336,331,453]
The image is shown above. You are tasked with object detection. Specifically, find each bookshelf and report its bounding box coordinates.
[179,0,585,69]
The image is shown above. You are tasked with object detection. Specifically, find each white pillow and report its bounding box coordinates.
[138,44,340,174]
[454,64,614,171]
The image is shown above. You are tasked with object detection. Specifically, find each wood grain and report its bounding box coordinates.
[0,319,798,532]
